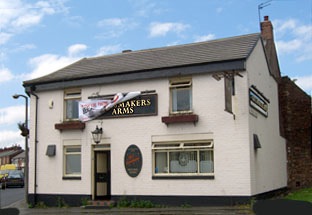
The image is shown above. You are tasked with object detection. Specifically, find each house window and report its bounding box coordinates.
[224,76,234,113]
[64,89,81,120]
[64,146,81,177]
[170,78,192,114]
[152,142,214,177]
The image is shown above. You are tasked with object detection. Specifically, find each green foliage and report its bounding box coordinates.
[284,187,312,203]
[181,203,192,208]
[56,196,68,208]
[35,201,47,208]
[116,197,162,208]
[80,197,90,206]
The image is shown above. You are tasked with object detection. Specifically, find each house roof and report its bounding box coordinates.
[0,149,23,158]
[24,33,261,90]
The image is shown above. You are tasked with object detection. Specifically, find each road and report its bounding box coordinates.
[0,187,24,208]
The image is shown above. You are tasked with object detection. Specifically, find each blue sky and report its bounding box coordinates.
[0,0,311,149]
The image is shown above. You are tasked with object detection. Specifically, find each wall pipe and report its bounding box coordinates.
[29,89,39,206]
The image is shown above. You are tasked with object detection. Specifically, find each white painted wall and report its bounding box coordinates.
[246,40,287,195]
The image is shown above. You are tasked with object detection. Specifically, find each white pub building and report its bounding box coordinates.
[23,17,287,206]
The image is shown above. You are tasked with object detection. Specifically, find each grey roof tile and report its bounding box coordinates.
[24,33,260,85]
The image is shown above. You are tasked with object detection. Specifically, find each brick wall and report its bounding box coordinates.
[279,76,312,189]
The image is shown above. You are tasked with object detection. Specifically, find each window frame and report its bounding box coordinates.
[64,89,81,121]
[152,141,214,178]
[169,78,193,115]
[63,145,81,178]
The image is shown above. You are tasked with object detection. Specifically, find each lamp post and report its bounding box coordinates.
[91,126,103,144]
[13,94,29,203]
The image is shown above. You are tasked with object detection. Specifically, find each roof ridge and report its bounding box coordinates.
[86,33,261,60]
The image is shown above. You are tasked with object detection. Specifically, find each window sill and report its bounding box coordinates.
[152,175,214,180]
[161,114,198,125]
[55,121,85,131]
[62,176,81,180]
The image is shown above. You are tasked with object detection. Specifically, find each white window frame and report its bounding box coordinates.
[169,78,192,114]
[64,89,81,121]
[63,145,81,177]
[152,141,214,177]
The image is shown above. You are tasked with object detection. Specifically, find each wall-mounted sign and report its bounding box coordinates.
[124,145,142,177]
[100,94,157,118]
[249,86,269,117]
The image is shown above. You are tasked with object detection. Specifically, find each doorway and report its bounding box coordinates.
[94,151,111,199]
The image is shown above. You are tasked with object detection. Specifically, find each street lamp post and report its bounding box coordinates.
[13,94,29,203]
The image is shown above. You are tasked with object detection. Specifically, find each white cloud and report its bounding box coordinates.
[0,67,14,83]
[293,75,312,95]
[0,105,25,125]
[130,0,163,17]
[96,45,122,56]
[28,54,76,79]
[276,39,302,54]
[68,44,87,56]
[12,12,42,28]
[0,32,12,45]
[0,130,24,149]
[0,105,27,148]
[96,18,138,39]
[194,34,216,42]
[216,7,223,14]
[274,18,312,62]
[274,19,297,35]
[27,43,87,79]
[149,22,190,37]
[97,18,128,27]
[0,0,68,44]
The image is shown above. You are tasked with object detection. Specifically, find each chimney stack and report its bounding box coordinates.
[260,15,281,80]
[261,15,274,41]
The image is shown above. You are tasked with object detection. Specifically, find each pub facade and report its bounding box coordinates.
[23,30,287,206]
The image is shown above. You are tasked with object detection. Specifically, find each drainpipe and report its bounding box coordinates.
[29,88,39,206]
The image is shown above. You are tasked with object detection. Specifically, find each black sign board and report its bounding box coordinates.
[99,94,157,119]
[124,145,142,177]
[249,88,269,117]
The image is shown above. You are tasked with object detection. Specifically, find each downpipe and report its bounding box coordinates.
[29,89,39,206]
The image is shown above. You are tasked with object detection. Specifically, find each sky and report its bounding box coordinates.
[0,0,311,149]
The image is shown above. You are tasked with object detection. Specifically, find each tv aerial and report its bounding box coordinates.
[258,0,272,25]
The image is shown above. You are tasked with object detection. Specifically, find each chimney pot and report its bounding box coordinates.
[264,15,269,21]
[122,49,132,53]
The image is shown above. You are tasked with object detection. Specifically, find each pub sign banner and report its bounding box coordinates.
[79,91,141,122]
[79,91,157,122]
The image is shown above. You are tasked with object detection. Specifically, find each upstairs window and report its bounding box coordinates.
[170,78,192,114]
[64,89,81,120]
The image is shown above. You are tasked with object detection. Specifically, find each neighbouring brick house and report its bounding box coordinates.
[0,146,23,166]
[12,151,26,171]
[279,77,312,189]
[261,16,312,190]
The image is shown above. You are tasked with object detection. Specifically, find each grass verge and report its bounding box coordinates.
[284,187,312,203]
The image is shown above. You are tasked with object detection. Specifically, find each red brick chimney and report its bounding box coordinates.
[261,15,274,41]
[260,15,281,80]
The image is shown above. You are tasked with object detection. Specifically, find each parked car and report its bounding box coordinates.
[2,170,24,188]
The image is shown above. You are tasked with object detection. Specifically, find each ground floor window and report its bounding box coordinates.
[152,142,214,177]
[64,146,81,177]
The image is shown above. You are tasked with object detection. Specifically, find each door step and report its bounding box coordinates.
[83,200,116,209]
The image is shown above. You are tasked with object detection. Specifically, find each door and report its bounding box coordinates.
[94,151,111,199]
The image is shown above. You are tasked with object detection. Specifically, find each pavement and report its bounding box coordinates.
[1,199,255,215]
